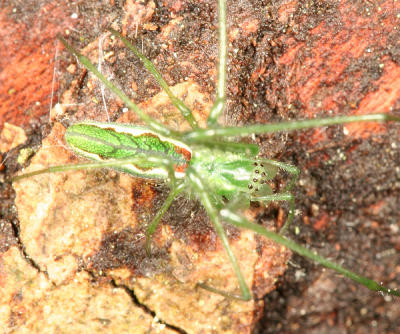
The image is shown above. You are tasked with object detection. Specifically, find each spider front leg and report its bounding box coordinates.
[184,113,400,142]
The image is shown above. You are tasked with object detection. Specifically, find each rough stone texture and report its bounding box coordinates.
[0,247,173,333]
[0,123,27,153]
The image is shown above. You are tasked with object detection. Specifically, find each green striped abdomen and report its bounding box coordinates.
[65,122,192,179]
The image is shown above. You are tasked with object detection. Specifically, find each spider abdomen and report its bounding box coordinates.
[65,121,192,179]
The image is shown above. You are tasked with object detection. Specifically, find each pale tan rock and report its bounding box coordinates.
[0,247,170,333]
[0,122,27,153]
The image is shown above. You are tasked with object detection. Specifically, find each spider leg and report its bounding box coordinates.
[207,0,227,126]
[137,156,186,255]
[58,36,179,138]
[220,208,400,297]
[187,165,252,300]
[10,155,180,182]
[108,28,198,129]
[195,140,260,155]
[184,114,400,142]
[145,181,185,254]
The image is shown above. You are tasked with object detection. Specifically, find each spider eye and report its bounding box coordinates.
[248,161,280,196]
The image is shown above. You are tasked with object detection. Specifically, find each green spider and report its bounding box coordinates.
[10,0,400,302]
